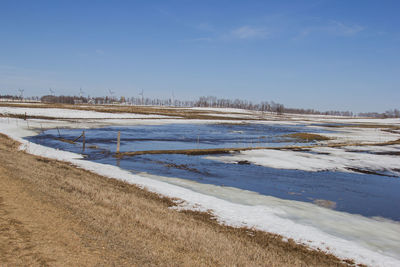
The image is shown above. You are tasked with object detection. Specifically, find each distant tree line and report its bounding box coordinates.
[192,96,358,116]
[358,109,400,118]
[283,108,354,117]
[41,95,88,104]
[0,94,23,101]
[0,94,40,101]
[1,93,399,118]
[193,96,285,114]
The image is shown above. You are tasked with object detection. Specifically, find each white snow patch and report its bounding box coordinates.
[206,146,400,176]
[0,106,172,119]
[344,145,400,153]
[202,113,257,119]
[188,107,254,114]
[320,118,400,125]
[321,127,399,144]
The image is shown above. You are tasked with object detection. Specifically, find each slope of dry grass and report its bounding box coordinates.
[0,133,353,266]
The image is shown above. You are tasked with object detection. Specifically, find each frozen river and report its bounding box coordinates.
[27,123,400,221]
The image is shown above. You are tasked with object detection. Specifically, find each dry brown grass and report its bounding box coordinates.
[283,133,331,141]
[0,133,351,266]
[2,102,400,128]
[0,102,266,121]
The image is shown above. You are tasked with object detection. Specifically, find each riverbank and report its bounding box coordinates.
[0,133,349,266]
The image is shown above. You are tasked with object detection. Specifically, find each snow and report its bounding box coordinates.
[1,109,400,266]
[201,113,257,119]
[317,117,400,125]
[188,107,254,114]
[344,145,400,152]
[149,174,400,263]
[206,146,400,176]
[312,126,399,144]
[0,106,172,119]
[288,113,400,125]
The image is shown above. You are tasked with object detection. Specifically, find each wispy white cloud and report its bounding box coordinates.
[299,21,364,38]
[190,18,363,43]
[331,21,364,36]
[187,25,269,42]
[188,20,272,42]
[228,26,269,40]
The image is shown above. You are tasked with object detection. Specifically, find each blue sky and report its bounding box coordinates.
[0,0,399,112]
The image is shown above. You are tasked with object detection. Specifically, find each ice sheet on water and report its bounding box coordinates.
[206,146,400,177]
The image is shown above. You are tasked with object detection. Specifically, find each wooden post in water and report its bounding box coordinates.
[117,131,121,153]
[57,127,61,137]
[82,130,86,151]
[24,112,27,121]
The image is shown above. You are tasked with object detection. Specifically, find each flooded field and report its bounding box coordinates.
[33,123,326,152]
[28,123,400,221]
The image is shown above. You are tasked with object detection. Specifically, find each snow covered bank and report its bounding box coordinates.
[188,107,254,114]
[289,113,400,125]
[206,146,400,177]
[1,116,400,266]
[0,106,172,119]
[318,126,399,144]
[316,117,400,125]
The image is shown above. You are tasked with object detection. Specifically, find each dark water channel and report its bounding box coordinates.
[27,124,400,221]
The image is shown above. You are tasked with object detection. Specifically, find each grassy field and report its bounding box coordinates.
[0,102,261,121]
[0,133,352,266]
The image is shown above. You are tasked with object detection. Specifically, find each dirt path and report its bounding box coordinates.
[0,134,349,266]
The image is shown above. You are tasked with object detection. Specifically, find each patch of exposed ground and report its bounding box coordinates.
[0,133,352,266]
[283,133,331,142]
[312,199,337,209]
